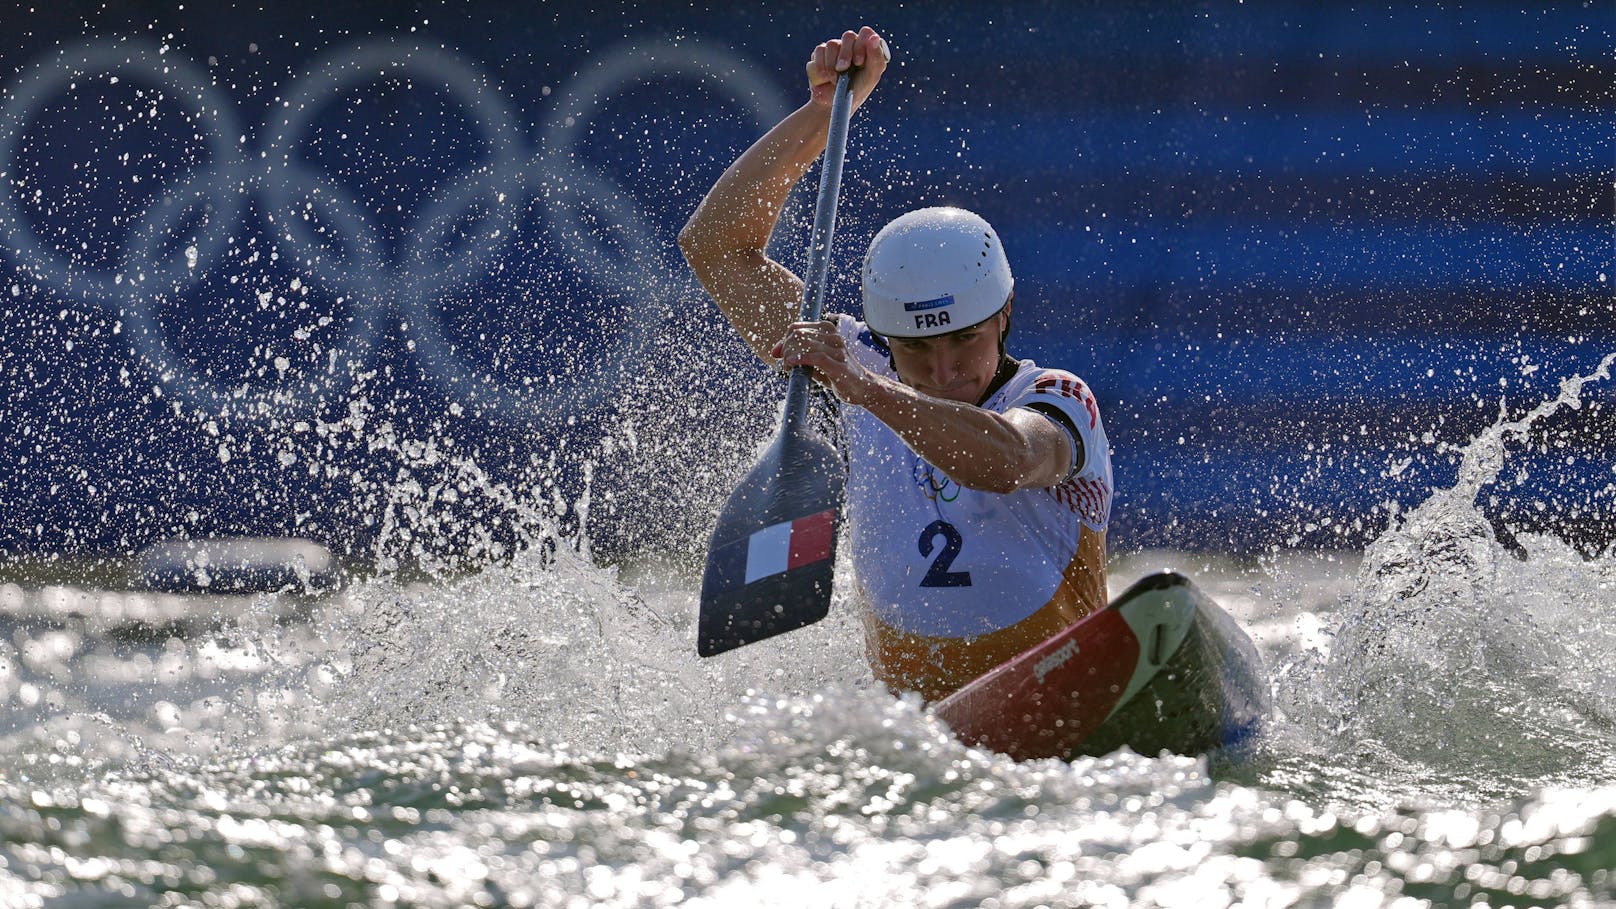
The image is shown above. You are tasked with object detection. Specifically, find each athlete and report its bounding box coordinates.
[679,27,1112,701]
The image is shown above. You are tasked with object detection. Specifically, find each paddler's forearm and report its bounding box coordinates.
[847,376,1072,494]
[678,101,833,360]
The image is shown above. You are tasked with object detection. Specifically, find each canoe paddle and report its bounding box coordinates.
[696,68,857,657]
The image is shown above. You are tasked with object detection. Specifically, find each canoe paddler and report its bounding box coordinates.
[679,27,1112,701]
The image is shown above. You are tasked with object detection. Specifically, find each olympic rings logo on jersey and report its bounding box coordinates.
[0,35,790,420]
[912,458,960,503]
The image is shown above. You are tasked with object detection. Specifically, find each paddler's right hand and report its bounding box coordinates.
[772,318,882,408]
[807,27,890,114]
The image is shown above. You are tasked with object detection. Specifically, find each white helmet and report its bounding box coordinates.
[861,207,1014,338]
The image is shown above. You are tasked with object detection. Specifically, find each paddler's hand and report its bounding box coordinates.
[807,26,890,114]
[772,319,881,407]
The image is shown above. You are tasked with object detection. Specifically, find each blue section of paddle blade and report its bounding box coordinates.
[702,534,750,598]
[697,558,836,656]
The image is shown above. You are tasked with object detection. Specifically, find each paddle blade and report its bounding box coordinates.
[697,425,845,656]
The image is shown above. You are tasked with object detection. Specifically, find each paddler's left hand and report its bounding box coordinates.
[772,319,880,407]
[807,27,890,115]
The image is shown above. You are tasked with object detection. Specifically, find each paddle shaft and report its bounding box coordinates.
[782,69,855,433]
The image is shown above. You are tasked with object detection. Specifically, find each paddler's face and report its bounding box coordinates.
[886,308,1008,404]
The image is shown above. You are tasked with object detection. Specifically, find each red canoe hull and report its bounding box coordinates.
[933,572,1269,761]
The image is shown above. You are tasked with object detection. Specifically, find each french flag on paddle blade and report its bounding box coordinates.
[705,509,835,593]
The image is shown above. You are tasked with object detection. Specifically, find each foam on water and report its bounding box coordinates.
[5,354,1616,905]
[317,543,873,758]
[1274,353,1616,800]
[6,694,1616,907]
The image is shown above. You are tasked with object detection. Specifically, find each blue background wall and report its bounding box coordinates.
[0,2,1610,567]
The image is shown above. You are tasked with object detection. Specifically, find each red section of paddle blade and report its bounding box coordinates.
[933,607,1142,761]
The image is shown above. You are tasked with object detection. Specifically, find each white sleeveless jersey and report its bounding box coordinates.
[833,314,1113,638]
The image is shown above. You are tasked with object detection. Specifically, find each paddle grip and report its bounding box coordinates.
[783,68,855,432]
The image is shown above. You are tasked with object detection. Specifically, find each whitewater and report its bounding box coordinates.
[1,356,1613,908]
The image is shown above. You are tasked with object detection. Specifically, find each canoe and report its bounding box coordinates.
[933,571,1269,760]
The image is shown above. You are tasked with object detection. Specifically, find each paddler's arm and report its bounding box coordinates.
[677,27,890,364]
[859,381,1073,494]
[774,322,1075,494]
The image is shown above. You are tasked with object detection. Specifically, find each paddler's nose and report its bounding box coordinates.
[915,349,951,389]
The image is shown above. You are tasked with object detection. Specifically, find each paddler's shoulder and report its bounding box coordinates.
[1027,365,1097,398]
[987,357,1055,398]
[990,361,1100,408]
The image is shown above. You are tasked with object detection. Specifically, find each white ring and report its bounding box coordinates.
[399,158,665,422]
[261,39,524,303]
[118,163,381,415]
[399,39,793,422]
[262,161,391,304]
[399,158,523,297]
[0,38,245,303]
[539,38,791,291]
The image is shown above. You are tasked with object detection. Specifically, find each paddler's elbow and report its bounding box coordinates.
[676,219,708,266]
[677,219,744,281]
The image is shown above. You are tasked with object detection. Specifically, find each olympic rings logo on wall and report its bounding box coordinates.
[0,36,790,420]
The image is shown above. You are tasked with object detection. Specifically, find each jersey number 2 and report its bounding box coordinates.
[918,520,973,587]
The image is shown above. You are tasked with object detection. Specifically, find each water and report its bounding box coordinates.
[0,3,1609,902]
[0,360,1613,908]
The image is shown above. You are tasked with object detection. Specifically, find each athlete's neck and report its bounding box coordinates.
[976,355,1020,407]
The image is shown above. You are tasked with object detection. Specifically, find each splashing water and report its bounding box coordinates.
[1279,353,1616,795]
[5,367,1616,904]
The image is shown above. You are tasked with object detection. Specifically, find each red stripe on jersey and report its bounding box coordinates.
[1050,475,1110,528]
[1032,373,1100,429]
